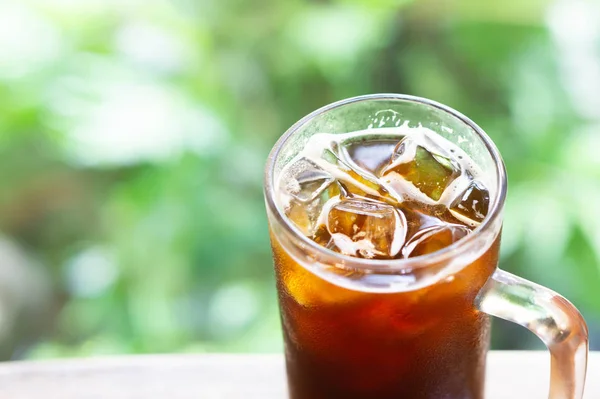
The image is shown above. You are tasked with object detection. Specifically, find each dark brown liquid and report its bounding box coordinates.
[272,236,499,399]
[273,131,498,398]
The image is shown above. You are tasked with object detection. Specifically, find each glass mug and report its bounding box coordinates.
[264,94,588,399]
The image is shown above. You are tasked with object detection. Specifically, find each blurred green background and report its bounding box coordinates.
[0,0,598,360]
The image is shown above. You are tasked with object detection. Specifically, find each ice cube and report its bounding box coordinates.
[279,157,340,236]
[450,180,490,225]
[283,158,335,203]
[324,141,393,202]
[380,136,461,202]
[288,137,389,204]
[285,183,341,236]
[402,224,470,258]
[338,138,398,177]
[326,198,407,259]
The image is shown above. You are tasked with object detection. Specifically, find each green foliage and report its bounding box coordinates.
[0,0,597,358]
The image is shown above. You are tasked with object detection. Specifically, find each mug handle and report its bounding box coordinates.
[476,269,589,399]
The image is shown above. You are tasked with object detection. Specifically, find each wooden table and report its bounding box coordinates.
[0,352,597,398]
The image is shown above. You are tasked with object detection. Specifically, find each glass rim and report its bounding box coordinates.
[264,93,507,272]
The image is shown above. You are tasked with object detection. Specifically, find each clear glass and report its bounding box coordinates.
[264,94,588,399]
